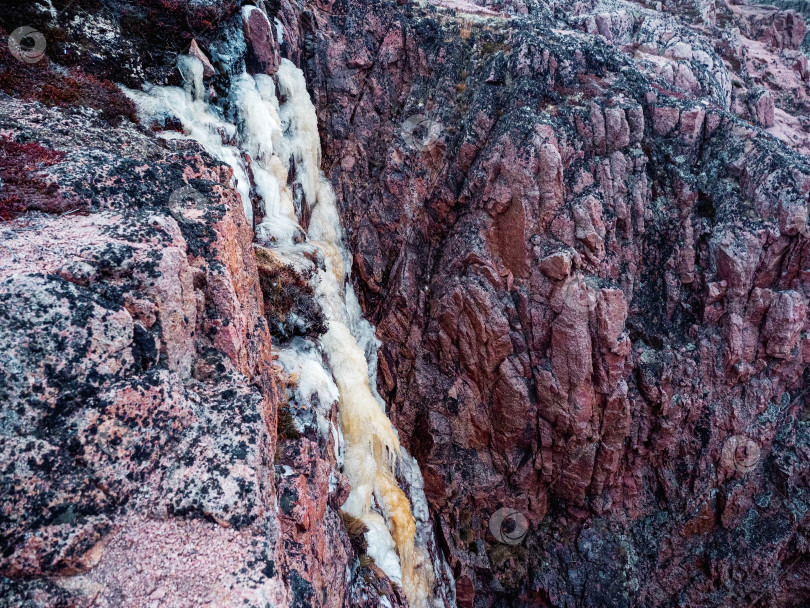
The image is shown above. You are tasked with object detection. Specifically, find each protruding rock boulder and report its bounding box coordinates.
[242,5,281,76]
[189,39,216,79]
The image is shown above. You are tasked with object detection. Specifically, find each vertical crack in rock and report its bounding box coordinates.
[124,12,447,607]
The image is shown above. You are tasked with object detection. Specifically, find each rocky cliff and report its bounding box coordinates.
[2,0,810,607]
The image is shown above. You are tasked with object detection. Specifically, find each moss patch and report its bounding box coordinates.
[0,28,136,125]
[254,246,327,343]
[0,136,82,220]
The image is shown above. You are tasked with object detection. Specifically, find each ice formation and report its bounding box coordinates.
[125,40,437,607]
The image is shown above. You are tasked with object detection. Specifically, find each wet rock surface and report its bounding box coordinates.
[2,0,810,606]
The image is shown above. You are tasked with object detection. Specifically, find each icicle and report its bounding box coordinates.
[363,511,403,585]
[276,59,323,209]
[375,467,418,598]
[321,321,401,471]
[177,54,205,101]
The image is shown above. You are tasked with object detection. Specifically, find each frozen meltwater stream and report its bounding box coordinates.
[123,12,450,607]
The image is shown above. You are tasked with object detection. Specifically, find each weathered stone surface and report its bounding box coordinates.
[735,4,807,50]
[243,5,281,76]
[283,0,810,606]
[2,0,810,606]
[0,94,291,603]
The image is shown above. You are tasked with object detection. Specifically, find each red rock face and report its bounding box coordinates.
[243,5,281,76]
[280,0,810,605]
[734,4,807,50]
